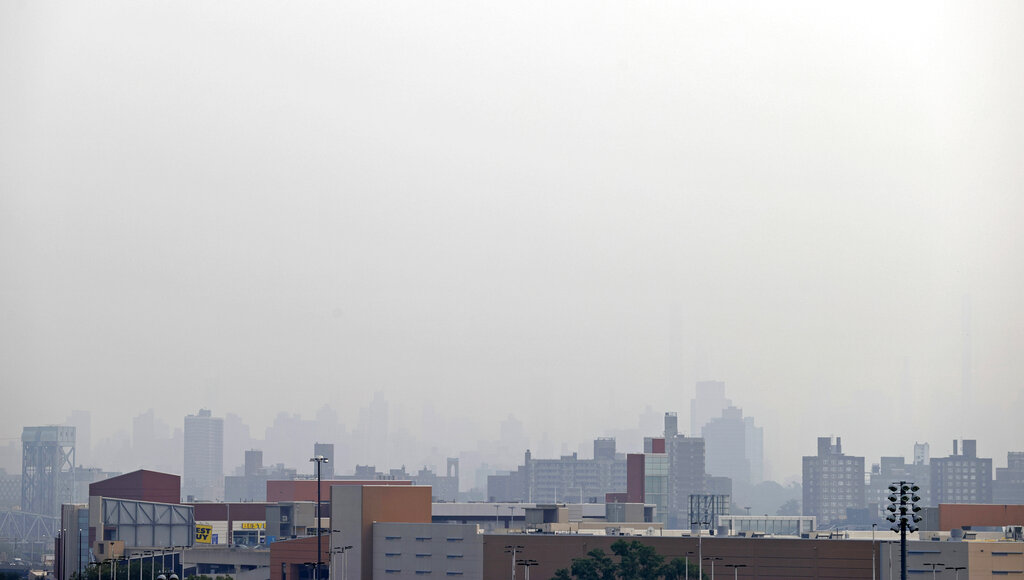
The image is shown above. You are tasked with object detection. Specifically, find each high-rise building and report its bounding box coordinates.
[802,436,865,526]
[593,437,616,461]
[690,380,730,436]
[183,409,223,501]
[931,439,992,504]
[914,442,930,466]
[21,426,75,517]
[664,414,706,528]
[703,406,763,488]
[663,413,679,438]
[314,442,335,479]
[995,452,1024,505]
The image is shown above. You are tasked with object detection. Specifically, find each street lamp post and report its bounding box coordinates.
[309,455,329,580]
[885,481,922,580]
[684,551,696,580]
[725,563,746,580]
[703,557,722,580]
[330,543,353,580]
[691,520,710,580]
[922,562,944,580]
[945,566,966,580]
[516,559,538,580]
[872,523,877,580]
[504,545,524,580]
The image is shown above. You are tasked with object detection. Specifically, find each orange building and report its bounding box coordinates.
[939,503,1024,530]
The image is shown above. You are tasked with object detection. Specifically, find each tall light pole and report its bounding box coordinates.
[685,551,696,580]
[725,563,746,580]
[885,481,922,580]
[310,455,329,580]
[872,523,877,580]
[922,562,944,580]
[330,544,353,580]
[691,519,710,580]
[946,566,966,580]
[504,545,524,580]
[703,556,722,580]
[516,559,538,580]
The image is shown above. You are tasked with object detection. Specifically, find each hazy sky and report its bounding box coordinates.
[2,0,1022,480]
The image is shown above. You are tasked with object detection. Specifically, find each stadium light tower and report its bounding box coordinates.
[886,481,922,580]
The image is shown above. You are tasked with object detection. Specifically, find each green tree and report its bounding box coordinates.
[551,540,707,580]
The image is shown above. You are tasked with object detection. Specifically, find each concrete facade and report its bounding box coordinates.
[330,485,433,580]
[372,522,481,579]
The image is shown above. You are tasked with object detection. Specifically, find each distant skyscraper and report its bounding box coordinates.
[690,380,730,436]
[995,452,1024,505]
[183,409,223,501]
[22,426,75,517]
[802,436,865,526]
[931,439,992,504]
[703,406,752,488]
[664,412,706,528]
[663,413,679,438]
[914,442,930,466]
[314,442,335,479]
[594,437,616,461]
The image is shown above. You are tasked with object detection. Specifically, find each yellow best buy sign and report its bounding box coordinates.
[195,524,213,544]
[240,522,266,530]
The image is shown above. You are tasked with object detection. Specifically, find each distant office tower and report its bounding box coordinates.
[22,426,76,517]
[802,437,865,526]
[183,409,223,501]
[664,413,706,528]
[664,413,679,438]
[594,437,616,461]
[690,381,730,436]
[314,442,335,479]
[914,442,930,466]
[931,439,993,504]
[245,449,263,476]
[703,406,763,488]
[995,452,1024,505]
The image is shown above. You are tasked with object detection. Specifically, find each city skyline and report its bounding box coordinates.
[0,391,1017,491]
